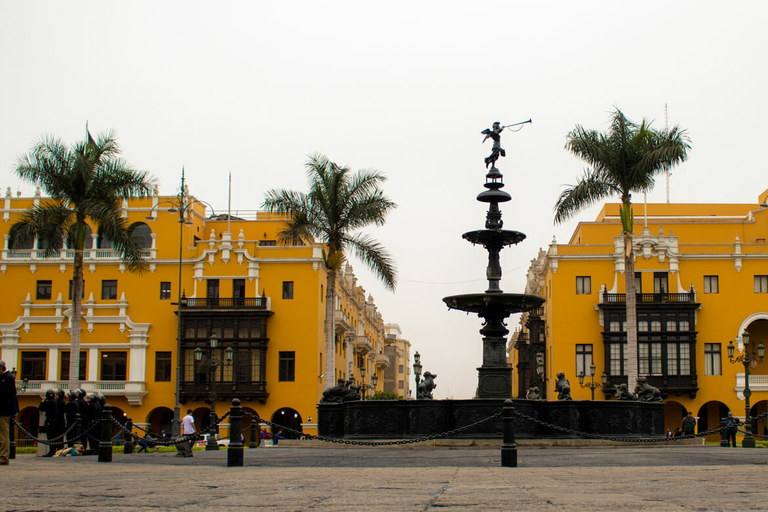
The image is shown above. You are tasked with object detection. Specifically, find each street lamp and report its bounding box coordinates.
[727,331,765,448]
[194,336,234,450]
[413,351,422,399]
[359,366,367,400]
[577,362,607,401]
[370,371,378,396]
[146,168,214,438]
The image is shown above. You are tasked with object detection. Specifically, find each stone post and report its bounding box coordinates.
[501,399,517,467]
[227,399,243,467]
[98,404,113,463]
[250,418,259,448]
[720,416,729,447]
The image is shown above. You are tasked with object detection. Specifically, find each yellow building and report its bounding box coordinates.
[512,189,768,440]
[1,187,401,440]
[383,323,412,398]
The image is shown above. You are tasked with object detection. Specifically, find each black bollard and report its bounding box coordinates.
[9,417,15,459]
[227,399,243,467]
[501,399,517,468]
[74,412,82,448]
[124,417,134,454]
[98,404,113,462]
[720,417,729,447]
[250,418,258,449]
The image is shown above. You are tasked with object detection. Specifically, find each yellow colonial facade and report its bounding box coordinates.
[512,188,768,440]
[0,187,400,439]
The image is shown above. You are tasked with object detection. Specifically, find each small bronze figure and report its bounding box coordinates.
[555,372,572,400]
[481,122,506,170]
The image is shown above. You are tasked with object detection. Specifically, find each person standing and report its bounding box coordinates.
[0,361,19,465]
[176,410,195,458]
[681,411,696,437]
[64,390,80,447]
[725,411,741,447]
[39,389,58,457]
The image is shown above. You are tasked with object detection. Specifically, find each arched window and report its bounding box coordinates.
[66,224,94,249]
[97,227,113,249]
[129,222,152,249]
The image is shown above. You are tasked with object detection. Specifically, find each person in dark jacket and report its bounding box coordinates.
[52,389,66,453]
[725,411,741,447]
[39,389,58,457]
[64,390,80,447]
[0,360,19,465]
[85,393,101,454]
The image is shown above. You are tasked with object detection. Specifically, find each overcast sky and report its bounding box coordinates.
[2,2,767,399]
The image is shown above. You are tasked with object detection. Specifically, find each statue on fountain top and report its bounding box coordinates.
[481,122,506,170]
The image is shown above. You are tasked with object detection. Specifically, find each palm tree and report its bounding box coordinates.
[554,108,690,389]
[263,153,397,390]
[10,130,155,389]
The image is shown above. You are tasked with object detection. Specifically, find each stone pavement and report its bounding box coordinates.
[2,444,767,511]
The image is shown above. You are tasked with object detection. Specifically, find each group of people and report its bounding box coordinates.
[39,387,105,456]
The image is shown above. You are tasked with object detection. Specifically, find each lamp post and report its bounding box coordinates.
[370,371,378,397]
[413,351,422,399]
[577,362,607,401]
[359,366,367,400]
[194,336,234,451]
[727,331,765,448]
[146,169,214,438]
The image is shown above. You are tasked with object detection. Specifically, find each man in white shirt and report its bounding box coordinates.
[176,410,195,457]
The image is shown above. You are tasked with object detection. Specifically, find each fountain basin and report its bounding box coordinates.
[443,293,545,315]
[318,399,665,439]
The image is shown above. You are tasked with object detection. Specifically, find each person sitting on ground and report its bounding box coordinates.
[53,443,84,457]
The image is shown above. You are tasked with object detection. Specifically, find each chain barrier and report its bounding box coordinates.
[243,409,503,446]
[11,417,98,446]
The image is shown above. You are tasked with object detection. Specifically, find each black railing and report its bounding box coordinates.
[603,292,696,304]
[181,381,268,396]
[181,297,268,309]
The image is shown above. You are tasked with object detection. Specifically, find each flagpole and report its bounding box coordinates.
[227,172,232,233]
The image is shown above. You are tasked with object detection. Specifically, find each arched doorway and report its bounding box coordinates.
[16,406,39,447]
[664,401,686,435]
[242,407,260,447]
[270,408,303,439]
[146,407,174,438]
[697,401,729,442]
[750,400,767,440]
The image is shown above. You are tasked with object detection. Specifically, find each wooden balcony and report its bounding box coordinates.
[181,297,268,309]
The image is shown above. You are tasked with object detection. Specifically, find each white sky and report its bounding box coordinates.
[2,2,767,399]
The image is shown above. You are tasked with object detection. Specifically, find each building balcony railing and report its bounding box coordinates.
[4,248,153,260]
[735,373,768,400]
[601,292,696,304]
[334,310,352,332]
[180,381,269,404]
[356,335,373,355]
[181,297,268,309]
[375,353,391,369]
[18,380,148,406]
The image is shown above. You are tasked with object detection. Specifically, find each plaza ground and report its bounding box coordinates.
[2,443,768,511]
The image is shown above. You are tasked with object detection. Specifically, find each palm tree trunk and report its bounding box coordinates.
[624,232,638,390]
[325,268,337,390]
[69,248,84,390]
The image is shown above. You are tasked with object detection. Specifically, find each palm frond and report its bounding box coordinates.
[344,232,397,291]
[554,170,618,225]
